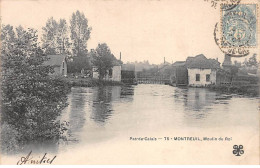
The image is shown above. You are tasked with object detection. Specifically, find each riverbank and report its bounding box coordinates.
[169,83,259,97]
[208,85,259,97]
[63,77,124,87]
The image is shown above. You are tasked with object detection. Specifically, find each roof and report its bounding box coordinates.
[122,64,135,71]
[44,55,67,67]
[186,54,220,69]
[172,61,186,67]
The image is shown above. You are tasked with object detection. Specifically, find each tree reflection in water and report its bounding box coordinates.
[91,86,135,123]
[91,86,115,123]
[67,88,88,137]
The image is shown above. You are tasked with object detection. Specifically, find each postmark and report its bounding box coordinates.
[214,3,258,57]
[214,22,250,57]
[204,0,240,10]
[221,0,241,11]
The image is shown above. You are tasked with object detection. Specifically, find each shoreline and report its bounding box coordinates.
[65,77,259,97]
[208,85,259,97]
[168,83,259,97]
[63,77,125,87]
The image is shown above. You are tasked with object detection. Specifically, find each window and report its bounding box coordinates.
[206,74,210,82]
[196,74,200,81]
[62,62,64,68]
[109,69,113,78]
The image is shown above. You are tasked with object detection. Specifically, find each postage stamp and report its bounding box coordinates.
[221,4,257,47]
[218,3,258,56]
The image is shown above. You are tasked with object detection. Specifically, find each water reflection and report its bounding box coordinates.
[172,87,233,127]
[14,84,258,155]
[59,84,258,150]
[63,86,135,126]
[120,86,135,97]
[91,87,118,123]
[69,89,87,131]
[184,88,216,112]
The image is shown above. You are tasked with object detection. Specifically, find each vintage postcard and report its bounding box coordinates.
[0,0,259,165]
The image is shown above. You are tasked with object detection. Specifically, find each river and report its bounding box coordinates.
[7,84,259,164]
[57,84,259,150]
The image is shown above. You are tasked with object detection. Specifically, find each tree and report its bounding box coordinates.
[247,54,258,67]
[91,43,118,80]
[67,52,91,73]
[70,10,92,56]
[1,24,16,51]
[242,58,248,67]
[41,17,58,54]
[1,26,70,150]
[42,17,70,55]
[234,60,242,68]
[56,19,70,54]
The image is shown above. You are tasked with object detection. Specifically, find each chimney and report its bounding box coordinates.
[223,54,232,66]
[120,52,121,61]
[164,57,165,64]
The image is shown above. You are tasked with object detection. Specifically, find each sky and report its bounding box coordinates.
[1,0,256,64]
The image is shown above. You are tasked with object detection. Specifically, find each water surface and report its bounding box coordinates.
[56,84,258,153]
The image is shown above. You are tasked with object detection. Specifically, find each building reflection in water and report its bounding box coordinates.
[183,88,216,112]
[120,85,135,99]
[173,87,231,127]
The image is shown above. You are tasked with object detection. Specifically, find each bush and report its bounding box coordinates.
[1,26,71,152]
[1,123,21,153]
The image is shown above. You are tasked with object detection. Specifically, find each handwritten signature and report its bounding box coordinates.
[17,151,56,165]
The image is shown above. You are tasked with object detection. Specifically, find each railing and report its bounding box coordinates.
[137,77,170,84]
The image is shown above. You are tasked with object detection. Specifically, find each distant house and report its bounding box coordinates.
[121,64,136,83]
[186,54,220,86]
[171,61,188,86]
[92,61,122,82]
[158,62,173,79]
[44,55,67,76]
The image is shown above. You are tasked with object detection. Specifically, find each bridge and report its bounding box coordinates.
[136,77,170,84]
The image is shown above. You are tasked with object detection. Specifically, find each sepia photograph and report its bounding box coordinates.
[0,0,259,165]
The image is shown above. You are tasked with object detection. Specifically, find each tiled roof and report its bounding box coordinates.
[186,54,220,69]
[44,55,67,67]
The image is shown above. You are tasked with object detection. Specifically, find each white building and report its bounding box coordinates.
[92,65,121,82]
[186,54,220,87]
[188,68,217,86]
[44,55,68,76]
